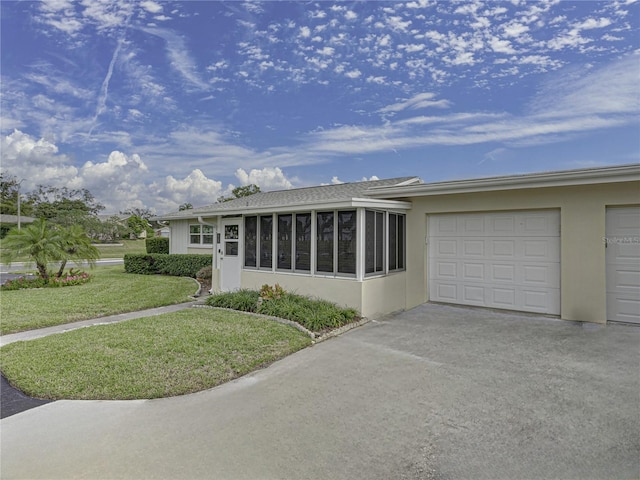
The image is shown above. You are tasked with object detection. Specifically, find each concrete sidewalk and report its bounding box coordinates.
[1,301,200,347]
[1,303,638,480]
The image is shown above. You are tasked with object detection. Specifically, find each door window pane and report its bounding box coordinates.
[316,211,334,273]
[278,214,292,270]
[259,215,273,269]
[244,216,257,267]
[338,210,356,274]
[295,213,311,271]
[225,241,238,256]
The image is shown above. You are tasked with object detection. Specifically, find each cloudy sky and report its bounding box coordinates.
[1,0,638,214]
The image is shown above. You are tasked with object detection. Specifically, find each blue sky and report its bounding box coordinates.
[1,0,638,214]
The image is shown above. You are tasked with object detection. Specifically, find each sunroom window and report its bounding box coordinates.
[244,209,404,277]
[365,210,385,274]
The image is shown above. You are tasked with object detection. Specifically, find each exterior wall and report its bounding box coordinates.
[240,270,364,314]
[169,218,218,256]
[239,270,407,318]
[404,181,640,324]
[361,272,407,318]
[168,220,189,254]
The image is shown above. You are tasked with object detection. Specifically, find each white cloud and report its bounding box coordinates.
[140,1,163,14]
[345,69,362,79]
[151,169,223,212]
[235,167,294,190]
[299,26,311,38]
[379,93,451,113]
[141,26,209,90]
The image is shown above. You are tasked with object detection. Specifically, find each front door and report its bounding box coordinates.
[220,219,241,291]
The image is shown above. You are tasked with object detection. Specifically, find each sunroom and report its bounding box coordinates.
[156,177,418,318]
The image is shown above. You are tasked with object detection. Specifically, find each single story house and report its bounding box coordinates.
[155,164,640,325]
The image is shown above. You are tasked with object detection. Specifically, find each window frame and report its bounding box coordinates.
[189,223,214,246]
[242,208,405,278]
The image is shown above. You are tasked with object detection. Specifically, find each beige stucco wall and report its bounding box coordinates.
[403,180,640,324]
[361,272,407,318]
[240,270,364,314]
[239,270,407,318]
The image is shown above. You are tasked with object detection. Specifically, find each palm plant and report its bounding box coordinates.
[1,219,64,279]
[55,224,100,278]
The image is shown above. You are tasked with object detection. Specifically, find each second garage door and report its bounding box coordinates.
[428,210,560,315]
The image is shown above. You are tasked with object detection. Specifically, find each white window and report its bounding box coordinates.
[189,224,214,245]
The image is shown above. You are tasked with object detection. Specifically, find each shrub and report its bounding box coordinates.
[206,289,260,312]
[124,254,157,275]
[196,265,212,280]
[146,237,169,254]
[124,254,211,278]
[1,271,92,290]
[205,288,360,333]
[260,283,285,300]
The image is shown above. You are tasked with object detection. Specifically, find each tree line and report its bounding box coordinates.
[0,173,154,242]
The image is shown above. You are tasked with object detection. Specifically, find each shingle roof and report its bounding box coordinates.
[156,177,420,220]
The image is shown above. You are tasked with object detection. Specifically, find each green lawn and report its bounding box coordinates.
[94,239,146,258]
[0,309,312,399]
[0,266,198,334]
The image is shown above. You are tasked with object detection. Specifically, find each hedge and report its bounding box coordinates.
[124,254,211,278]
[146,236,169,254]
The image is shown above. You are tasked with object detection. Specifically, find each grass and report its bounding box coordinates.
[0,266,198,335]
[0,308,312,400]
[93,239,147,258]
[207,288,360,333]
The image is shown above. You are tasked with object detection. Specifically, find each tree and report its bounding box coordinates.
[120,207,153,219]
[1,219,65,279]
[0,173,33,216]
[218,184,261,203]
[126,215,153,238]
[55,225,100,278]
[178,202,193,211]
[27,185,104,227]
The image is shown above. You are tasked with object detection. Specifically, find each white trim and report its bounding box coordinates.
[157,199,411,221]
[367,164,640,198]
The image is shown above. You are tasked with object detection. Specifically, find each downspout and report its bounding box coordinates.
[198,216,216,294]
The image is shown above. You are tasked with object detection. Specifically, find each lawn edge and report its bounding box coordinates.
[193,304,370,342]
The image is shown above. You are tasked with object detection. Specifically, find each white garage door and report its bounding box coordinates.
[429,210,560,314]
[606,207,640,324]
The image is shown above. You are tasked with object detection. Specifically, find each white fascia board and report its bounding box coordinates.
[367,164,640,198]
[156,199,412,221]
[214,198,412,215]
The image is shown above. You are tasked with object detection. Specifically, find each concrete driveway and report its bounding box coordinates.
[1,303,638,480]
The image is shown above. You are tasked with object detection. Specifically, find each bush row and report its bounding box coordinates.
[206,285,360,333]
[1,272,92,290]
[124,254,211,278]
[145,236,169,254]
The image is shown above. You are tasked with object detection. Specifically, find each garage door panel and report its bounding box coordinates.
[435,239,457,256]
[492,288,516,308]
[606,207,640,323]
[522,288,560,314]
[463,239,485,256]
[429,210,560,315]
[436,283,458,302]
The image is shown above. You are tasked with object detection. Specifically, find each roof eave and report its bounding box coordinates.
[367,164,640,198]
[154,198,412,221]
